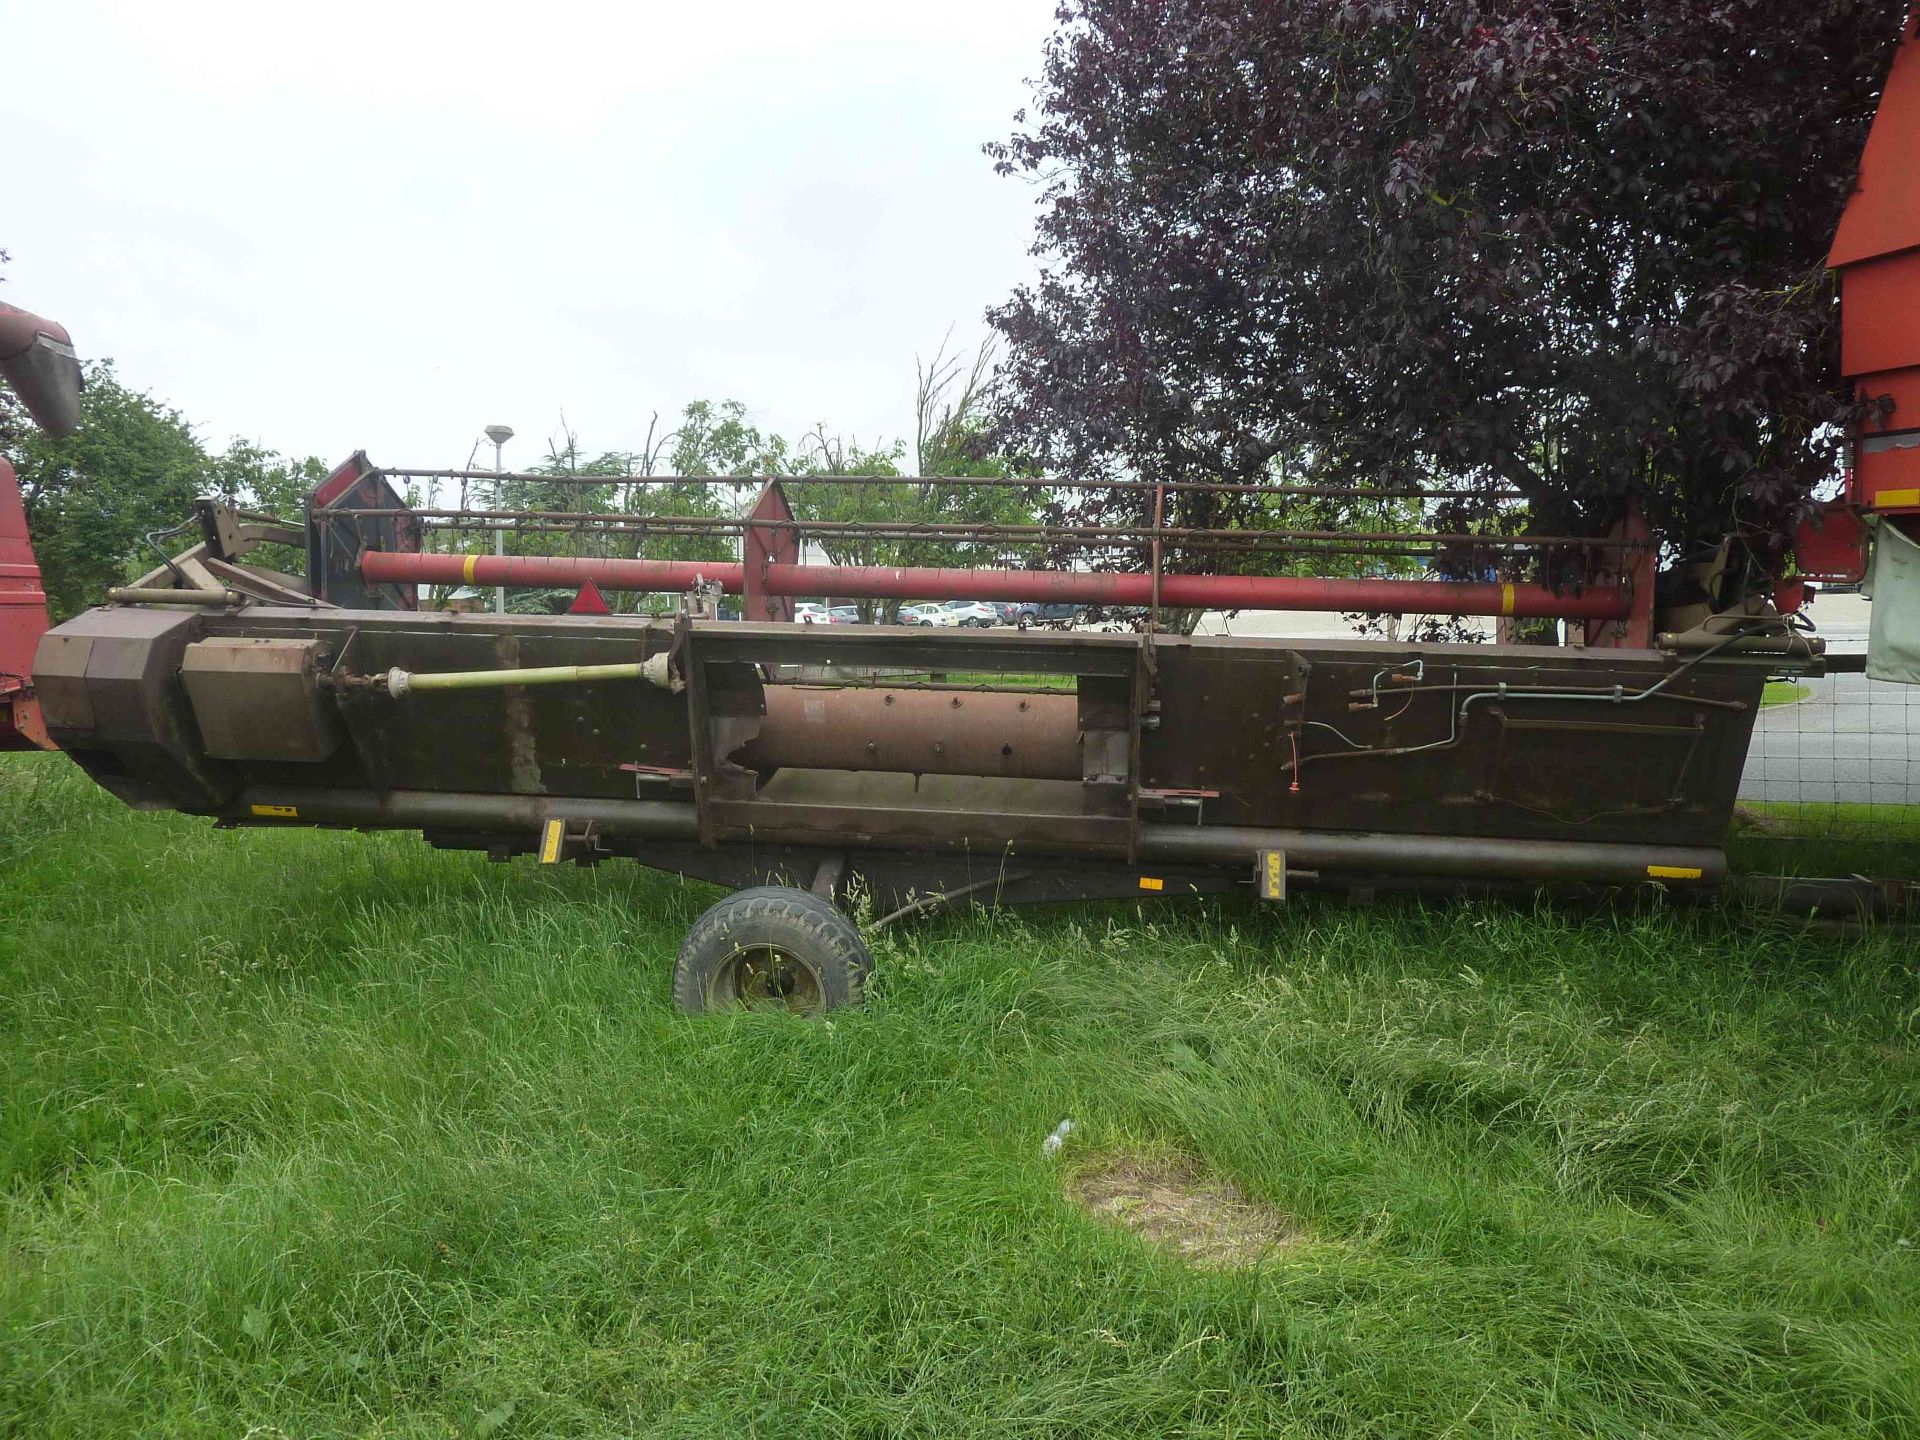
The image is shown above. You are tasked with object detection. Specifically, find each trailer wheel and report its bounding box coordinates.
[674,886,870,1016]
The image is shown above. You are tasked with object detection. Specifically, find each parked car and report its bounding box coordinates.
[830,605,862,624]
[793,602,845,624]
[899,603,955,626]
[940,600,1002,627]
[1014,602,1085,629]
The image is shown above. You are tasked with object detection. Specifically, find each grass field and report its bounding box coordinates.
[3,750,1918,1437]
[1729,801,1920,878]
[1761,681,1811,707]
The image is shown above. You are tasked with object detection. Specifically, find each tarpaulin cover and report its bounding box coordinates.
[1866,517,1920,684]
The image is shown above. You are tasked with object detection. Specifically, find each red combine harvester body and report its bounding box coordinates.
[0,301,82,750]
[0,454,50,750]
[1831,10,1920,521]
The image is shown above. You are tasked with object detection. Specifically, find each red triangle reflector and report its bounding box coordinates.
[568,578,611,614]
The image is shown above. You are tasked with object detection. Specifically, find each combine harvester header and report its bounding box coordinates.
[9,15,1920,1012]
[20,440,1837,1015]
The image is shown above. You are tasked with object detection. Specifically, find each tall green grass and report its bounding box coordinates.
[2,751,1916,1437]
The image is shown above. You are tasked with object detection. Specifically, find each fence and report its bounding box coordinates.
[1728,591,1920,875]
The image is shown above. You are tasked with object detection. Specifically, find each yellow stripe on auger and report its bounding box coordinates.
[1647,865,1703,880]
[539,818,565,864]
[463,553,479,584]
[1501,582,1515,616]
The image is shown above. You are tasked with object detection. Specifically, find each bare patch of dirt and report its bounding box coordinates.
[1065,1153,1300,1268]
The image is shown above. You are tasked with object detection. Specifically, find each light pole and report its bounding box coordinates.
[483,424,514,615]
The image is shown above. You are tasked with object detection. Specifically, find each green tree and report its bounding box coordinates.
[205,439,329,520]
[204,438,331,578]
[787,339,1037,620]
[421,343,1036,619]
[988,0,1905,593]
[2,348,332,619]
[5,360,207,621]
[491,408,760,615]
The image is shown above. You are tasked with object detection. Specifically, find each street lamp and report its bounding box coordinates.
[483,424,514,614]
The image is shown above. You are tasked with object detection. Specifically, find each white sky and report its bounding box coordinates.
[1,0,1055,473]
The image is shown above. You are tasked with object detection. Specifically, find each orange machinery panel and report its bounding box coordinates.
[1832,9,1920,518]
[1831,12,1920,274]
[1854,435,1920,513]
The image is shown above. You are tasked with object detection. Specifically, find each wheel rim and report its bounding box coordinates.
[710,943,826,1014]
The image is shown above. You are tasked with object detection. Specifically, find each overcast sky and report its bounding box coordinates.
[2,0,1056,474]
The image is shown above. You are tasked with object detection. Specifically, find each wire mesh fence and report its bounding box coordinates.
[1731,592,1920,876]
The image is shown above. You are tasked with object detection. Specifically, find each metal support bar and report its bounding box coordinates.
[369,657,667,697]
[107,586,244,607]
[1139,824,1724,887]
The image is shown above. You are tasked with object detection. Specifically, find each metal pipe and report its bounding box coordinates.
[769,565,1627,619]
[224,787,701,840]
[1138,824,1725,886]
[399,521,1533,563]
[336,508,1635,550]
[364,551,741,595]
[490,432,510,616]
[224,785,1723,888]
[375,467,1524,501]
[379,660,657,697]
[361,550,1630,620]
[107,586,244,607]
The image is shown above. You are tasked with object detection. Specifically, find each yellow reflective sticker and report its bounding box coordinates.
[1501,582,1516,616]
[1647,865,1703,880]
[1876,487,1920,509]
[463,552,479,583]
[1138,876,1164,892]
[1266,850,1284,894]
[249,803,298,818]
[539,818,564,864]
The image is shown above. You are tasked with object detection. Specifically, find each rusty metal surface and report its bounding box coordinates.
[36,598,1765,894]
[745,685,1081,780]
[742,481,799,623]
[180,637,343,762]
[33,604,238,810]
[307,454,421,610]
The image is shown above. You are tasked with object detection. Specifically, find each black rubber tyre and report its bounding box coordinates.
[673,886,871,1016]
